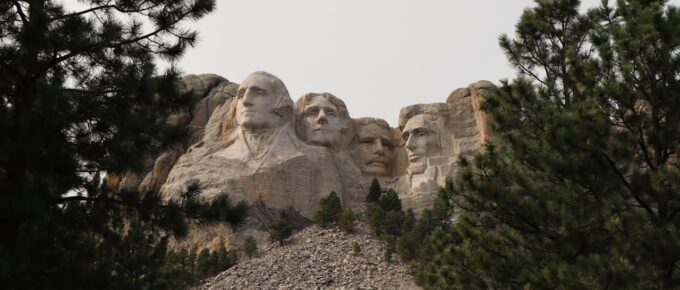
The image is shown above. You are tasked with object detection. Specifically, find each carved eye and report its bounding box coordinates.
[326,110,337,117]
[305,110,318,117]
[381,140,394,150]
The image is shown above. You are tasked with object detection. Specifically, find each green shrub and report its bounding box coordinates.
[378,188,402,212]
[244,236,258,258]
[338,209,356,233]
[269,212,293,246]
[314,191,342,227]
[366,178,382,203]
[352,241,361,255]
[365,202,385,234]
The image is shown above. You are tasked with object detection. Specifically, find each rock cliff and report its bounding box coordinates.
[107,71,494,252]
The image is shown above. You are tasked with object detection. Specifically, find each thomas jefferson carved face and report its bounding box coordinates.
[353,120,395,176]
[402,114,445,171]
[301,96,342,146]
[235,73,288,131]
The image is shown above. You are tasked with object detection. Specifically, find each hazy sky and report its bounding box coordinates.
[65,0,671,126]
[175,0,617,126]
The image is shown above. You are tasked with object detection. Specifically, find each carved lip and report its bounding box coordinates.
[313,128,326,132]
[366,160,386,167]
[408,154,421,161]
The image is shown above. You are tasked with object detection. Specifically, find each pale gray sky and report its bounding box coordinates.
[178,0,611,126]
[65,0,673,126]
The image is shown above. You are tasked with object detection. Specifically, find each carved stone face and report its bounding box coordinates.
[402,114,444,168]
[354,123,394,175]
[235,74,280,131]
[301,96,342,146]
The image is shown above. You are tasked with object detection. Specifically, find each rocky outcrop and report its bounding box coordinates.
[136,72,496,253]
[155,72,494,219]
[159,72,344,219]
[199,226,421,290]
[446,80,495,157]
[107,74,236,193]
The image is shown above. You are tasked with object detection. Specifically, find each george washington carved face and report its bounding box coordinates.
[235,72,292,131]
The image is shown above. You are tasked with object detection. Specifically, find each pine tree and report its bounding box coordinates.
[215,246,236,276]
[383,210,405,236]
[396,209,420,261]
[196,248,215,280]
[314,191,342,227]
[384,235,396,263]
[378,188,402,212]
[244,236,258,259]
[338,209,356,233]
[186,247,199,285]
[269,212,293,246]
[367,178,382,203]
[366,202,385,234]
[422,0,680,289]
[0,1,249,288]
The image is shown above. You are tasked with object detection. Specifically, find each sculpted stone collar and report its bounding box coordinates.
[241,128,276,161]
[234,124,305,171]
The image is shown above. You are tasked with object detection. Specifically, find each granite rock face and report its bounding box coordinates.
[160,72,343,219]
[107,73,236,193]
[200,225,421,290]
[147,72,492,239]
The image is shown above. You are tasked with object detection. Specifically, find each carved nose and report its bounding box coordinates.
[316,110,327,124]
[405,136,415,151]
[372,139,384,154]
[242,92,254,107]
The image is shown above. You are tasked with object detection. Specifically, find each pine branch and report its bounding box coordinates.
[11,0,28,25]
[602,153,657,218]
[50,0,157,21]
[37,9,194,79]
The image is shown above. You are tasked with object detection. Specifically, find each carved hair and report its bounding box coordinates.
[352,117,391,130]
[398,103,451,129]
[351,117,394,146]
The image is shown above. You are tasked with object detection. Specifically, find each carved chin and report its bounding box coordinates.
[362,162,388,175]
[307,133,339,147]
[238,118,266,129]
[408,162,427,175]
[308,136,331,146]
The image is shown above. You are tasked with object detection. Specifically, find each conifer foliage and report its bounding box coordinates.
[0,1,248,289]
[244,236,258,259]
[421,0,680,289]
[367,177,382,203]
[270,212,294,246]
[314,191,343,227]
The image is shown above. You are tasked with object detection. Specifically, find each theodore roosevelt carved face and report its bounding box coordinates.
[352,118,395,176]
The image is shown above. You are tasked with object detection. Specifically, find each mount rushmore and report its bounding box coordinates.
[110,71,494,224]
